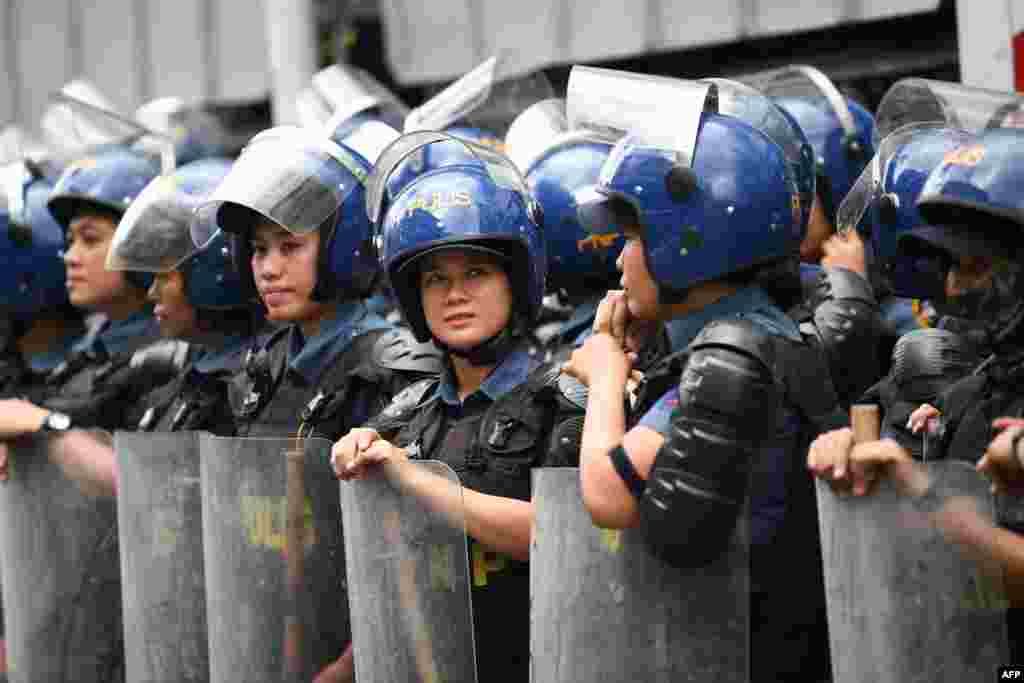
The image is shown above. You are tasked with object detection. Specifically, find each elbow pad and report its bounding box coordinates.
[639,321,778,568]
[807,268,881,405]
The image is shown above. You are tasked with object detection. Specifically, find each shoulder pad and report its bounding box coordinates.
[369,377,440,431]
[373,328,444,374]
[689,318,775,370]
[129,340,191,373]
[809,267,876,306]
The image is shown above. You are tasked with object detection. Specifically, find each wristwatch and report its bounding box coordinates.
[38,411,72,433]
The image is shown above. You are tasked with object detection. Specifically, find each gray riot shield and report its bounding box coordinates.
[0,431,122,683]
[115,431,207,682]
[816,459,1009,683]
[200,435,347,682]
[341,461,476,683]
[531,468,749,683]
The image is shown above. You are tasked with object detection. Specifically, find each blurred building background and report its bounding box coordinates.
[0,0,1019,141]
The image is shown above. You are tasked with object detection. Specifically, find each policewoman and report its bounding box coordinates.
[192,125,440,682]
[0,158,85,397]
[192,125,440,442]
[106,157,256,435]
[565,75,850,682]
[332,132,586,682]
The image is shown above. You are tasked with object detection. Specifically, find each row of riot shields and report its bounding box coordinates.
[0,432,1011,682]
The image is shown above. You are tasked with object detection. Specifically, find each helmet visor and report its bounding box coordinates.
[875,78,1024,144]
[191,127,365,247]
[107,174,205,273]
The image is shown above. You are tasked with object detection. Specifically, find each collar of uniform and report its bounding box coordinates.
[438,345,537,407]
[664,285,801,351]
[286,301,391,386]
[193,333,253,375]
[561,296,601,345]
[70,308,156,356]
[28,330,83,372]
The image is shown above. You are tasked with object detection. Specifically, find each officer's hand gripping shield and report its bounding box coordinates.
[875,78,1024,144]
[340,460,477,683]
[199,436,348,682]
[815,459,1009,682]
[0,431,121,683]
[115,431,207,682]
[531,468,749,682]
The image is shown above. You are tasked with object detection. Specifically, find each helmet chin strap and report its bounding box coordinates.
[436,322,522,367]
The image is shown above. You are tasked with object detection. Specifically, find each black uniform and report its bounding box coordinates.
[365,345,587,682]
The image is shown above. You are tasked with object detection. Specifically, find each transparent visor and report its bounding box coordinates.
[135,97,230,153]
[191,127,365,248]
[703,78,814,202]
[404,55,554,138]
[42,87,176,173]
[735,65,857,139]
[107,174,205,273]
[0,127,49,168]
[835,122,974,235]
[504,98,569,172]
[0,162,31,224]
[567,66,711,160]
[575,184,639,237]
[875,78,1024,145]
[314,65,409,129]
[365,130,533,225]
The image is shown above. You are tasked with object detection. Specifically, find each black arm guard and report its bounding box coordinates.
[370,328,444,376]
[803,267,881,406]
[43,340,190,429]
[639,319,779,568]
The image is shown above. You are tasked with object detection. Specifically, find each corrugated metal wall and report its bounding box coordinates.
[379,0,942,84]
[0,0,271,128]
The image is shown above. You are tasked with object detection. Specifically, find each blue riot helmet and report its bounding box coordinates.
[567,68,802,300]
[739,65,876,224]
[505,98,622,295]
[875,78,1024,143]
[701,78,816,237]
[904,128,1024,339]
[0,162,68,314]
[135,97,233,165]
[192,126,379,303]
[367,131,546,347]
[835,124,977,298]
[106,158,250,316]
[47,146,162,291]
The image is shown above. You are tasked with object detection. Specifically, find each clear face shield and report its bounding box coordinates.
[41,82,176,173]
[564,67,711,237]
[297,64,410,131]
[403,54,554,140]
[504,98,570,173]
[191,127,366,248]
[736,64,860,150]
[365,130,536,228]
[875,78,1024,144]
[106,174,208,274]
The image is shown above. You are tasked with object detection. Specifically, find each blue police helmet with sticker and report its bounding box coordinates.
[566,68,801,299]
[369,131,546,343]
[47,146,162,291]
[835,124,977,298]
[738,65,874,224]
[916,127,1024,253]
[0,163,68,314]
[107,158,250,311]
[505,99,622,295]
[192,126,379,302]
